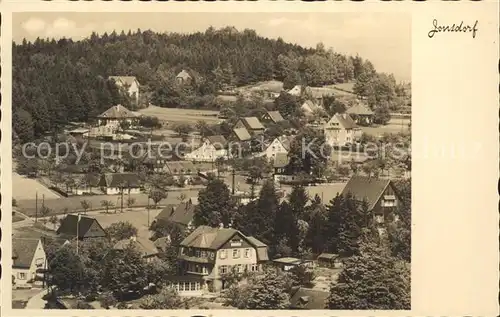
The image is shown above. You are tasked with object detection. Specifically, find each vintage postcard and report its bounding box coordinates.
[0,1,498,316]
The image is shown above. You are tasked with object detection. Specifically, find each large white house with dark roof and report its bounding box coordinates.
[323,113,362,147]
[185,135,229,162]
[176,225,269,294]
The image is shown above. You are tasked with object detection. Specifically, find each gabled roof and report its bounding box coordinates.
[206,135,228,150]
[12,238,41,269]
[113,237,158,258]
[265,111,285,123]
[241,117,265,130]
[290,287,329,309]
[180,225,239,250]
[232,128,252,141]
[56,215,105,239]
[155,204,178,222]
[301,100,321,113]
[101,173,141,188]
[180,226,268,259]
[277,135,294,151]
[157,199,197,227]
[346,103,374,116]
[153,237,170,250]
[108,76,139,87]
[165,161,196,174]
[325,113,358,130]
[97,104,137,119]
[341,176,392,211]
[176,69,192,80]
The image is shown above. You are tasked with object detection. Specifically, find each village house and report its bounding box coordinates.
[289,287,329,310]
[108,76,140,104]
[346,103,375,126]
[56,215,107,240]
[272,257,314,272]
[316,253,344,269]
[324,113,362,147]
[67,127,89,141]
[301,100,322,117]
[185,135,228,162]
[272,153,294,183]
[98,172,141,195]
[341,175,401,225]
[154,198,198,232]
[93,104,138,137]
[176,69,193,85]
[12,238,47,286]
[234,117,266,135]
[264,135,294,161]
[164,161,199,184]
[175,225,269,294]
[113,236,159,262]
[231,127,252,142]
[261,110,285,124]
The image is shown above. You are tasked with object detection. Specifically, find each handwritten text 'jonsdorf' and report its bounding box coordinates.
[428,19,478,39]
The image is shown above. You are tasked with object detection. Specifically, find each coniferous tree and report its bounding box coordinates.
[194,178,234,227]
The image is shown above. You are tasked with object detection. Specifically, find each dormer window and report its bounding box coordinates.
[230,238,242,247]
[382,195,397,207]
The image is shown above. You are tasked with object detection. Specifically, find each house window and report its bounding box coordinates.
[244,249,251,258]
[18,272,26,280]
[202,266,208,274]
[232,249,240,259]
[190,282,196,291]
[251,264,258,272]
[236,264,243,273]
[195,250,200,257]
[219,265,228,274]
[230,239,242,247]
[220,250,227,259]
[201,251,206,258]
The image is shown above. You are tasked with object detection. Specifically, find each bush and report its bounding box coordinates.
[98,292,117,309]
[76,301,94,309]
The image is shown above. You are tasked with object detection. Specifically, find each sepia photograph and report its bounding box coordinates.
[10,12,411,311]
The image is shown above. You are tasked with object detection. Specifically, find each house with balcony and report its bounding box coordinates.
[176,225,269,295]
[341,175,401,228]
[324,113,362,148]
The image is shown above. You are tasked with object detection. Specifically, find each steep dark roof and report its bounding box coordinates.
[101,173,141,188]
[155,204,177,222]
[56,215,105,239]
[12,238,41,269]
[341,176,392,210]
[113,237,158,258]
[232,128,252,141]
[180,226,238,250]
[290,288,329,309]
[325,113,358,130]
[157,200,197,227]
[206,135,228,150]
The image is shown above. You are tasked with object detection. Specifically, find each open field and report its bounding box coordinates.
[138,106,220,124]
[92,207,163,240]
[13,173,61,200]
[360,118,410,137]
[16,190,200,217]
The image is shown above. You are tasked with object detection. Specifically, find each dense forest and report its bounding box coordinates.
[13,26,407,143]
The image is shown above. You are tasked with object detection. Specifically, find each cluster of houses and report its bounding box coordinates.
[13,173,400,308]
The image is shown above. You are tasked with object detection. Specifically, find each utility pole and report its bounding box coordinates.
[232,169,236,195]
[35,191,38,223]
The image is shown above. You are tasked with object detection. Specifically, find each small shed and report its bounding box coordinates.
[272,257,314,272]
[317,253,343,268]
